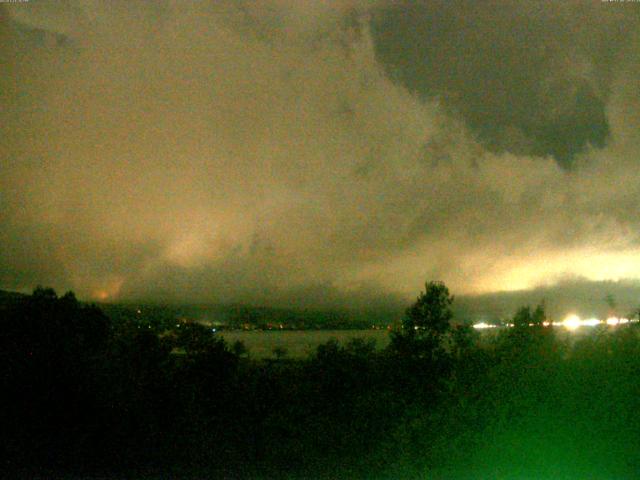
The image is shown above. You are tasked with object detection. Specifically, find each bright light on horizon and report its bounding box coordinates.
[581,318,601,327]
[473,322,496,329]
[562,314,582,331]
[471,314,638,331]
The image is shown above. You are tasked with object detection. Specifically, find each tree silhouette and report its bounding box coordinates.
[532,302,546,326]
[272,346,288,360]
[513,305,533,329]
[0,287,111,469]
[605,293,617,315]
[389,281,454,374]
[176,322,226,356]
[513,303,546,329]
[403,281,454,340]
[451,322,479,358]
[232,339,248,357]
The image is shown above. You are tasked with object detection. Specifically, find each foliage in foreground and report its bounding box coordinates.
[2,285,640,479]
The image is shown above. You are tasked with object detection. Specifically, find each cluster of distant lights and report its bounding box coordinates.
[473,315,639,331]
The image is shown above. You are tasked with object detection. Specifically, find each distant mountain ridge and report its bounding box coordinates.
[100,301,402,330]
[4,277,640,326]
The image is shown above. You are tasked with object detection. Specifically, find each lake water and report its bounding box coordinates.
[219,329,391,358]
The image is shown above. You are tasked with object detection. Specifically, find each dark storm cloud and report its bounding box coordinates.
[1,1,639,306]
[370,0,637,167]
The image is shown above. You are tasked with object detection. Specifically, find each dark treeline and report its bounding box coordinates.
[3,283,640,478]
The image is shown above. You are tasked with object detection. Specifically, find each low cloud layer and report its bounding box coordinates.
[456,277,640,322]
[1,1,639,307]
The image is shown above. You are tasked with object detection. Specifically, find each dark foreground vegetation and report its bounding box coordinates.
[3,283,640,479]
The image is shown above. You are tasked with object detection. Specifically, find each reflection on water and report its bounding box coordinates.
[219,329,390,358]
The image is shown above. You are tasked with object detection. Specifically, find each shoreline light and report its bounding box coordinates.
[562,314,582,331]
[473,322,496,329]
[471,315,636,331]
[581,318,602,327]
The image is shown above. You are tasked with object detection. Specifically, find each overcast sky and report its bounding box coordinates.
[1,1,639,308]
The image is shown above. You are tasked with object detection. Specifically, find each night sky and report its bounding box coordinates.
[1,1,639,308]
